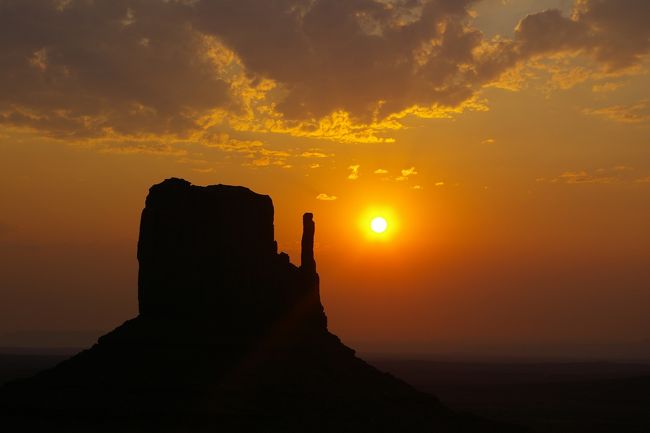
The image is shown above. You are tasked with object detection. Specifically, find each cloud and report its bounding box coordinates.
[0,1,231,141]
[373,169,388,174]
[244,147,296,168]
[513,1,650,71]
[194,0,488,120]
[177,157,209,165]
[583,100,650,124]
[396,166,418,181]
[401,167,418,177]
[481,138,496,144]
[251,157,271,167]
[202,133,264,153]
[88,140,187,156]
[551,171,613,184]
[301,151,329,158]
[1,0,649,151]
[482,1,650,94]
[0,0,514,146]
[537,166,638,184]
[192,167,215,174]
[592,82,624,93]
[347,164,360,180]
[316,193,338,201]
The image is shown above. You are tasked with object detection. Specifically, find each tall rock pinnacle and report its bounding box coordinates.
[301,212,316,273]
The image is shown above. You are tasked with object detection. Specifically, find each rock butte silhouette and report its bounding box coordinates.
[0,178,526,432]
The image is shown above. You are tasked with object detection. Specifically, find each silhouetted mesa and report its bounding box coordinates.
[133,178,326,340]
[0,178,526,432]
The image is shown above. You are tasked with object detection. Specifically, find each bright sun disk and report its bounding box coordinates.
[370,217,388,233]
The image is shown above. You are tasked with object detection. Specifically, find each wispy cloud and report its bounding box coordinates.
[396,166,418,182]
[373,169,388,174]
[401,167,418,177]
[348,165,360,180]
[537,166,641,184]
[592,82,624,93]
[316,193,337,201]
[584,100,650,124]
[301,151,330,158]
[251,158,271,167]
[89,140,187,157]
[192,167,215,174]
[177,157,209,165]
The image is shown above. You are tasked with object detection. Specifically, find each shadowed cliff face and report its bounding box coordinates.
[0,178,526,433]
[135,178,325,339]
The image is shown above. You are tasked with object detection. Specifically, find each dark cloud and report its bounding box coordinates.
[193,0,484,119]
[0,0,493,140]
[515,0,650,71]
[0,0,229,138]
[0,0,648,143]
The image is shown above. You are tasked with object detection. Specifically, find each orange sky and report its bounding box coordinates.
[1,0,649,358]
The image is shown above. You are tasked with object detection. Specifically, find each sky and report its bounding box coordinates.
[1,0,649,358]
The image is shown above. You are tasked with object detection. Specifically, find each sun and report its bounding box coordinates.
[370,216,388,233]
[359,208,396,240]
